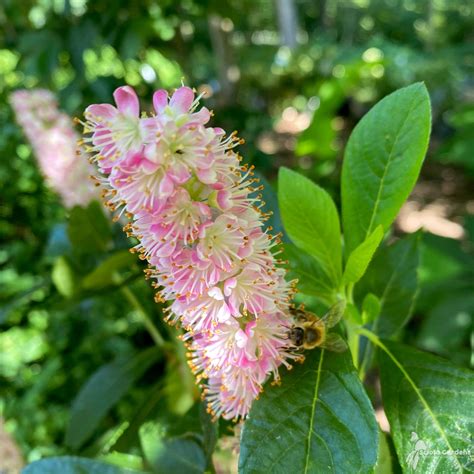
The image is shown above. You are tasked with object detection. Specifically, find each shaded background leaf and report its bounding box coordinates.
[65,348,161,450]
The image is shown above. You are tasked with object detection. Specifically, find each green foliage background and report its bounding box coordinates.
[0,0,473,472]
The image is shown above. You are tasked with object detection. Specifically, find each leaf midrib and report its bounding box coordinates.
[364,94,422,239]
[304,350,325,474]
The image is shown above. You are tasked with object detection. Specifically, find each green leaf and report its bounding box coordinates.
[362,293,381,325]
[163,337,197,416]
[65,347,161,450]
[22,456,146,474]
[140,422,206,474]
[82,250,137,290]
[68,201,112,254]
[200,403,219,472]
[378,340,474,473]
[52,256,78,298]
[358,233,420,337]
[343,225,383,285]
[239,350,378,473]
[99,453,146,472]
[252,171,284,237]
[374,430,394,474]
[282,244,336,305]
[341,83,431,254]
[278,167,342,286]
[416,292,474,365]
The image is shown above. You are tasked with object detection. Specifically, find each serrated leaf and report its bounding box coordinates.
[65,347,161,450]
[282,244,336,305]
[22,456,146,474]
[239,350,378,473]
[378,340,474,473]
[343,225,383,285]
[278,167,342,286]
[358,233,420,337]
[82,250,137,290]
[341,83,431,254]
[140,422,206,474]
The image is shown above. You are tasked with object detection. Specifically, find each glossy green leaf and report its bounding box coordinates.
[282,244,336,305]
[278,167,342,286]
[65,347,161,450]
[140,422,206,474]
[52,256,78,298]
[82,250,137,290]
[343,225,383,285]
[358,233,420,337]
[22,456,145,474]
[378,340,474,473]
[341,83,431,254]
[239,350,378,473]
[68,201,112,254]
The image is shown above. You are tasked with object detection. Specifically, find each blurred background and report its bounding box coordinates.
[0,0,473,471]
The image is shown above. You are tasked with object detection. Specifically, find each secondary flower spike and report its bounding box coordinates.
[10,89,97,208]
[79,85,298,419]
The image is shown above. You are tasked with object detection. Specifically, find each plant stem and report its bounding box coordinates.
[120,284,167,348]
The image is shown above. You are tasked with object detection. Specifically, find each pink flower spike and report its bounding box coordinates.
[113,86,140,117]
[80,84,298,421]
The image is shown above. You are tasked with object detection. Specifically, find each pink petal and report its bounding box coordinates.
[235,329,248,348]
[85,104,117,120]
[190,107,211,124]
[113,86,139,117]
[158,173,174,198]
[217,190,232,210]
[196,166,217,184]
[208,287,224,300]
[168,162,191,184]
[224,277,237,297]
[153,90,169,114]
[170,87,194,114]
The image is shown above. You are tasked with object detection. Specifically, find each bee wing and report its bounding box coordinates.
[321,332,348,353]
[321,300,346,328]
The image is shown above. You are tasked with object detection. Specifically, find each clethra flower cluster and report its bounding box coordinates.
[10,89,97,208]
[79,86,299,419]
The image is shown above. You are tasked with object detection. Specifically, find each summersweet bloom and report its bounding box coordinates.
[79,85,298,419]
[10,89,97,208]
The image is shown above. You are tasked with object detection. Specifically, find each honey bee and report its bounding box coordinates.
[288,300,347,352]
